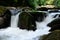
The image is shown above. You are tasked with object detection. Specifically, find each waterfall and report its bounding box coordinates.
[10,12,20,27]
[10,7,21,27]
[0,10,59,40]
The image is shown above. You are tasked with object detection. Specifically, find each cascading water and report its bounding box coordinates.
[10,7,21,27]
[0,9,59,40]
[10,12,20,27]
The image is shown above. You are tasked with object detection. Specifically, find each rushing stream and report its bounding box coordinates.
[0,9,60,40]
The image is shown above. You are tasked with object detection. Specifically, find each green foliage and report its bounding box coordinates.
[54,0,60,7]
[27,0,39,9]
[46,0,54,5]
[0,0,60,8]
[14,0,18,3]
[38,0,46,5]
[38,0,55,5]
[38,0,60,8]
[42,30,60,40]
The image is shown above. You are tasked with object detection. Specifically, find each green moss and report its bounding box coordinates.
[18,12,31,29]
[0,6,7,16]
[42,30,60,40]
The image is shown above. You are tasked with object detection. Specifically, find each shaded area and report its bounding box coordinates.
[18,12,36,31]
[0,6,11,29]
[18,12,47,31]
[47,18,60,31]
[0,0,60,9]
[41,30,60,40]
[0,0,27,7]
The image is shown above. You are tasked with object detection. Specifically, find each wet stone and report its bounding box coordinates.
[18,12,47,31]
[47,18,60,31]
[0,7,11,29]
[42,30,60,40]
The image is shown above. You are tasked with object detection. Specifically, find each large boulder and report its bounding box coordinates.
[18,12,36,31]
[0,6,11,29]
[30,12,47,22]
[41,30,60,40]
[47,18,60,31]
[18,12,47,31]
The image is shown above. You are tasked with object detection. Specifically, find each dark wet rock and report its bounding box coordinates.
[30,12,47,22]
[48,9,60,13]
[41,30,60,40]
[18,12,47,31]
[47,18,60,31]
[53,14,59,18]
[53,14,60,18]
[0,7,11,29]
[18,12,36,31]
[37,7,48,11]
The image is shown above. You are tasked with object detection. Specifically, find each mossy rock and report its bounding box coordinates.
[18,12,36,31]
[18,11,47,31]
[0,6,7,16]
[41,30,60,40]
[0,7,11,29]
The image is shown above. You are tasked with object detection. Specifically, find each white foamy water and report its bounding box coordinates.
[0,11,59,40]
[10,12,20,27]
